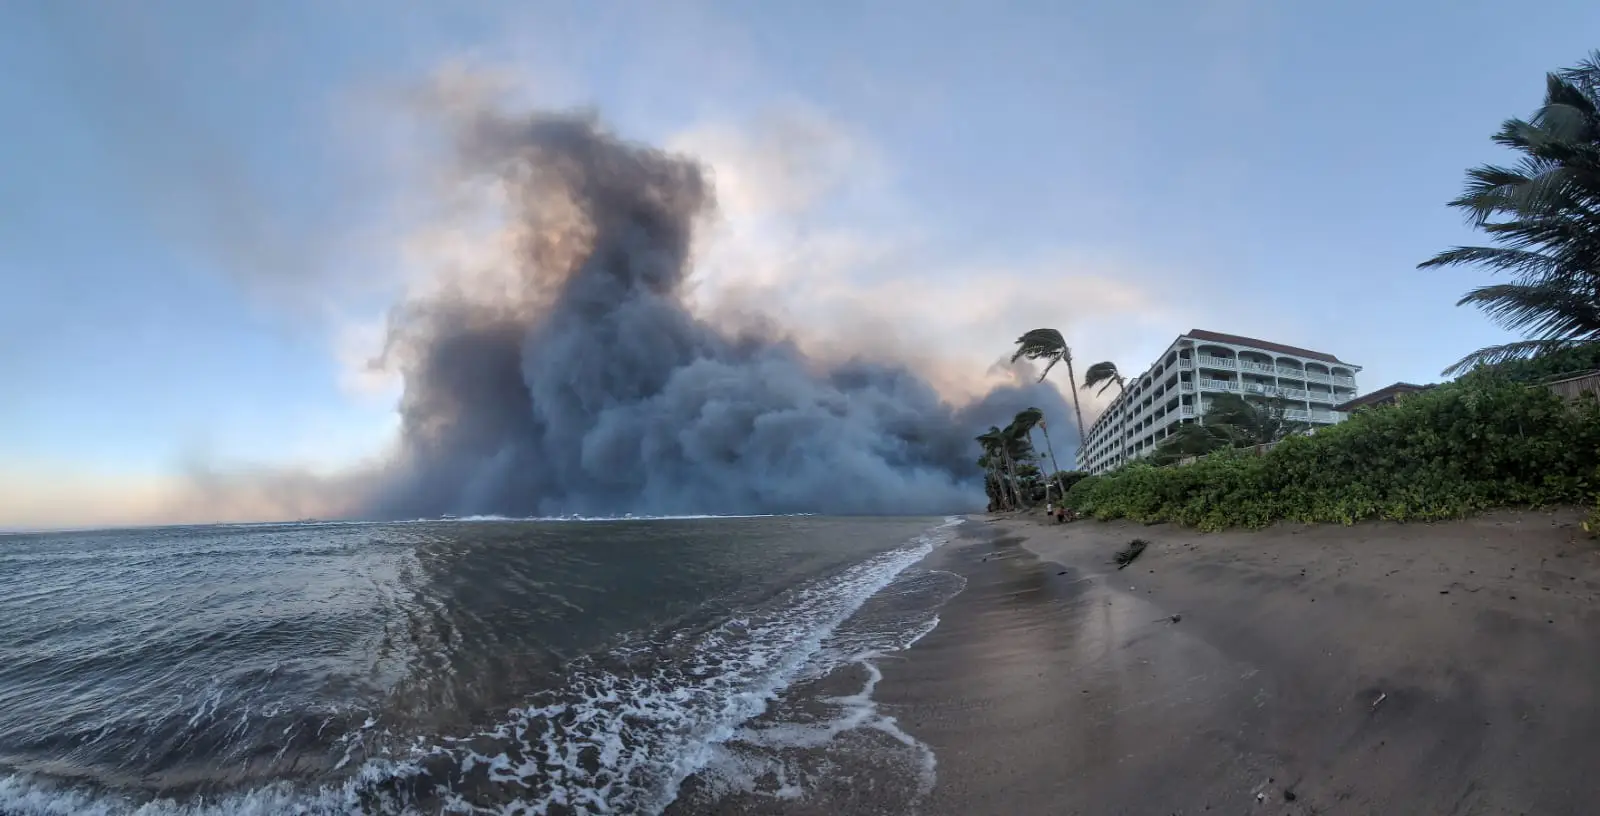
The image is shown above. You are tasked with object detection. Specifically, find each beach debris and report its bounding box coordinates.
[1284,789,1297,802]
[1371,691,1387,711]
[1114,538,1150,569]
[1057,570,1068,575]
[1151,613,1183,624]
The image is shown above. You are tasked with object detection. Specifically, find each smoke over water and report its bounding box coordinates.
[360,106,1068,519]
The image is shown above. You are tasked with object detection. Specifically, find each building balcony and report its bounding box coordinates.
[1285,409,1311,421]
[1239,360,1276,374]
[1241,383,1311,400]
[1180,381,1196,393]
[1312,410,1342,423]
[1197,354,1235,369]
[1275,366,1304,378]
[1180,405,1196,417]
[1306,371,1331,383]
[1199,378,1238,391]
[1333,376,1355,388]
[1176,358,1195,370]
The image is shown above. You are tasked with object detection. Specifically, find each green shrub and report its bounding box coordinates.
[1062,379,1600,532]
[1051,470,1091,492]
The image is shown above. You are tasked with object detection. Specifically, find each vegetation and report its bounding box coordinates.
[1011,329,1088,443]
[1082,361,1126,396]
[1050,470,1091,494]
[1458,341,1600,385]
[1062,379,1600,531]
[1010,330,1124,457]
[976,409,1049,511]
[1143,394,1305,465]
[981,54,1600,530]
[1420,51,1600,375]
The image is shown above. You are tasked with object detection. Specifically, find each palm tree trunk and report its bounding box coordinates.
[1038,423,1063,489]
[985,461,1005,510]
[1062,353,1087,464]
[1002,447,1022,508]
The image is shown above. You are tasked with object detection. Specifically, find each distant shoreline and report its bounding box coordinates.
[876,509,1600,813]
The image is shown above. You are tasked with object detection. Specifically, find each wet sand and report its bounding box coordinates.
[878,510,1600,815]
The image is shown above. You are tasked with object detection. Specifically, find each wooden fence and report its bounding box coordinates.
[1542,370,1600,402]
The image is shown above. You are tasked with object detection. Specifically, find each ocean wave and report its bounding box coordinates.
[0,516,964,816]
[0,514,816,537]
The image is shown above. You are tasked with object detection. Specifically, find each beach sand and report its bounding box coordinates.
[877,509,1600,815]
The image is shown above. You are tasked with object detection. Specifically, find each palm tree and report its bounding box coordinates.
[1011,329,1087,446]
[975,427,1017,509]
[998,420,1030,506]
[1418,51,1600,376]
[1148,423,1232,465]
[1082,361,1126,396]
[1204,393,1306,446]
[1012,406,1064,492]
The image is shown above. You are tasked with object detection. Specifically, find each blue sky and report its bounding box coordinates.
[4,0,1598,527]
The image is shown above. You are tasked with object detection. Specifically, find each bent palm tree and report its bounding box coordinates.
[1082,361,1126,396]
[1013,406,1064,492]
[1419,51,1600,375]
[1011,329,1087,447]
[975,427,1016,509]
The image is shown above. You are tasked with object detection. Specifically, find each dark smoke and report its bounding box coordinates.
[363,108,1070,518]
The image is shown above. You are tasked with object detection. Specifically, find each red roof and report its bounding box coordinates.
[1183,329,1349,365]
[1333,382,1434,412]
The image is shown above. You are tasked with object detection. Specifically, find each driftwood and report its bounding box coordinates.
[1114,539,1149,569]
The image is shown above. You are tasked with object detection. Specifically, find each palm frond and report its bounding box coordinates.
[1442,339,1586,377]
[1456,281,1600,338]
[1427,52,1600,373]
[1011,328,1070,383]
[1082,361,1125,396]
[1010,328,1065,362]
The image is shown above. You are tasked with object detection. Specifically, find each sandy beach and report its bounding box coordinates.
[877,509,1600,815]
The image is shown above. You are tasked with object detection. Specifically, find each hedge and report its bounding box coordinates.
[1062,378,1600,531]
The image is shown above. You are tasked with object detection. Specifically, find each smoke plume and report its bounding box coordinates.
[361,106,1069,518]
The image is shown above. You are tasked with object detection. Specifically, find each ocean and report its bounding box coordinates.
[0,515,968,815]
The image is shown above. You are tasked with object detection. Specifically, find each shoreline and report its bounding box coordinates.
[874,509,1600,814]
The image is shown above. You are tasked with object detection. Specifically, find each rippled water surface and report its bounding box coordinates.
[0,515,962,814]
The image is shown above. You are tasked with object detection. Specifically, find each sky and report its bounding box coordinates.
[2,0,1597,529]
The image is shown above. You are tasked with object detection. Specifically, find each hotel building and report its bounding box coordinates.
[1078,330,1361,474]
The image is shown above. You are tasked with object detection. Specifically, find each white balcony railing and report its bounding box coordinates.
[1240,360,1276,374]
[1275,366,1304,378]
[1277,387,1308,400]
[1306,371,1331,383]
[1177,358,1195,369]
[1179,381,1196,393]
[1333,376,1355,388]
[1197,354,1235,369]
[1285,409,1312,421]
[1311,410,1342,423]
[1198,378,1238,391]
[1180,405,1196,417]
